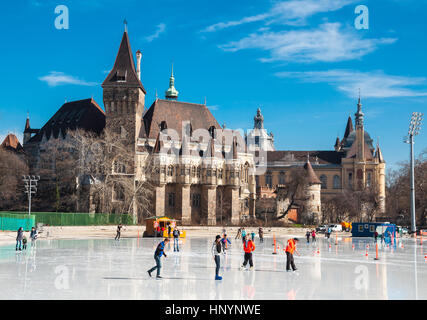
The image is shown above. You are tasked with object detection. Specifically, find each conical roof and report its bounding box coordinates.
[102,31,146,92]
[303,160,321,184]
[343,116,354,140]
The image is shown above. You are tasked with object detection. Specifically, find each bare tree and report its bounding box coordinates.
[0,149,28,210]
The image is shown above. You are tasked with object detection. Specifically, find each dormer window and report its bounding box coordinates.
[114,69,127,82]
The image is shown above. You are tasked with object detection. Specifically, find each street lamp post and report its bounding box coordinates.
[22,175,40,216]
[404,112,423,236]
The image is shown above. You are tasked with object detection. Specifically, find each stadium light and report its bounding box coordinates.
[403,112,423,236]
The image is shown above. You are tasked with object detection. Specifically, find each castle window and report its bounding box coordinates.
[180,168,185,176]
[348,172,353,188]
[168,193,175,207]
[333,175,341,189]
[279,171,285,185]
[197,167,201,178]
[208,126,216,139]
[167,165,174,176]
[218,169,223,179]
[192,166,196,177]
[191,193,201,207]
[207,169,211,177]
[255,176,259,186]
[320,175,327,189]
[113,184,125,201]
[255,136,260,146]
[160,121,168,132]
[367,172,372,187]
[266,172,272,188]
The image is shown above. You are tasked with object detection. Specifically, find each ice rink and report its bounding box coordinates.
[0,234,426,300]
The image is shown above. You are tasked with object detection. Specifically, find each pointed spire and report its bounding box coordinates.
[102,28,145,92]
[24,113,30,131]
[343,115,354,140]
[334,136,340,151]
[355,90,364,128]
[375,139,385,163]
[165,63,179,100]
[303,159,321,184]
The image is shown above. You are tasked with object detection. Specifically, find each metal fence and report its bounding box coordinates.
[0,212,134,227]
[0,213,35,231]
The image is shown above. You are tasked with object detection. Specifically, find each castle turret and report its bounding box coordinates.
[165,64,179,100]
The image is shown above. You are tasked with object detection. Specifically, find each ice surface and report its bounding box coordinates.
[0,235,426,300]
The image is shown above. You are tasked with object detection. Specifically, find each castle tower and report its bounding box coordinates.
[101,26,146,221]
[302,158,322,224]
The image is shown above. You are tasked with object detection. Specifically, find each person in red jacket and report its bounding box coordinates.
[285,238,300,272]
[240,235,256,270]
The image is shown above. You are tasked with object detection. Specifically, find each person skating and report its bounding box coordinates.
[241,228,247,243]
[22,236,28,250]
[173,228,180,252]
[168,224,172,237]
[311,229,316,243]
[30,227,37,241]
[306,230,310,244]
[258,227,264,243]
[148,238,169,279]
[221,234,231,253]
[16,227,24,251]
[250,231,255,242]
[240,235,255,271]
[285,238,300,272]
[212,235,223,280]
[235,227,242,240]
[115,224,123,241]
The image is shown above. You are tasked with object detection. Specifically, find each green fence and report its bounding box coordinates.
[0,212,134,226]
[0,213,35,231]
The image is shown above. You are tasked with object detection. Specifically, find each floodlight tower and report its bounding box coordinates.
[404,112,423,236]
[22,175,40,216]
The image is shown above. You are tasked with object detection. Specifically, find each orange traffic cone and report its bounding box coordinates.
[272,235,277,255]
[374,242,379,260]
[317,248,320,254]
[352,243,355,250]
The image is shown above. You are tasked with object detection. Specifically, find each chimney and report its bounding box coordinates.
[136,50,142,81]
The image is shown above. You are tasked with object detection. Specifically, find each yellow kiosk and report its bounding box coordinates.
[143,216,186,238]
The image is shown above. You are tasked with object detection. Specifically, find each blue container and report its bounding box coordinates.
[351,222,396,238]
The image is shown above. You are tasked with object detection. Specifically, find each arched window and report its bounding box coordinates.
[320,175,327,189]
[333,175,341,189]
[266,171,272,188]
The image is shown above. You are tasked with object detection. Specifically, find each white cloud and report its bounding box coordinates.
[220,23,396,63]
[275,69,427,98]
[39,71,97,87]
[202,0,358,32]
[145,23,166,42]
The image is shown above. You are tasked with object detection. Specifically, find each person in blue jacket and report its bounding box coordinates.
[147,238,170,279]
[220,234,231,253]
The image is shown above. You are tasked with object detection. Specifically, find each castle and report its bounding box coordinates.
[20,27,386,225]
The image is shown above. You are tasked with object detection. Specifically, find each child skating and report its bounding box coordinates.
[220,234,231,253]
[240,235,255,271]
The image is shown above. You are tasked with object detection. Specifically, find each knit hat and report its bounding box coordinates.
[215,235,221,240]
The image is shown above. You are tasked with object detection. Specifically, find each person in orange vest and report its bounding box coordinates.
[285,238,300,272]
[240,235,256,270]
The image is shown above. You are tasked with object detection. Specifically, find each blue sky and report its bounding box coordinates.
[0,0,426,172]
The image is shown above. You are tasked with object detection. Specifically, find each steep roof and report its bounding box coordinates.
[303,161,321,184]
[1,133,24,152]
[27,98,105,143]
[102,31,146,93]
[266,150,344,165]
[141,99,221,140]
